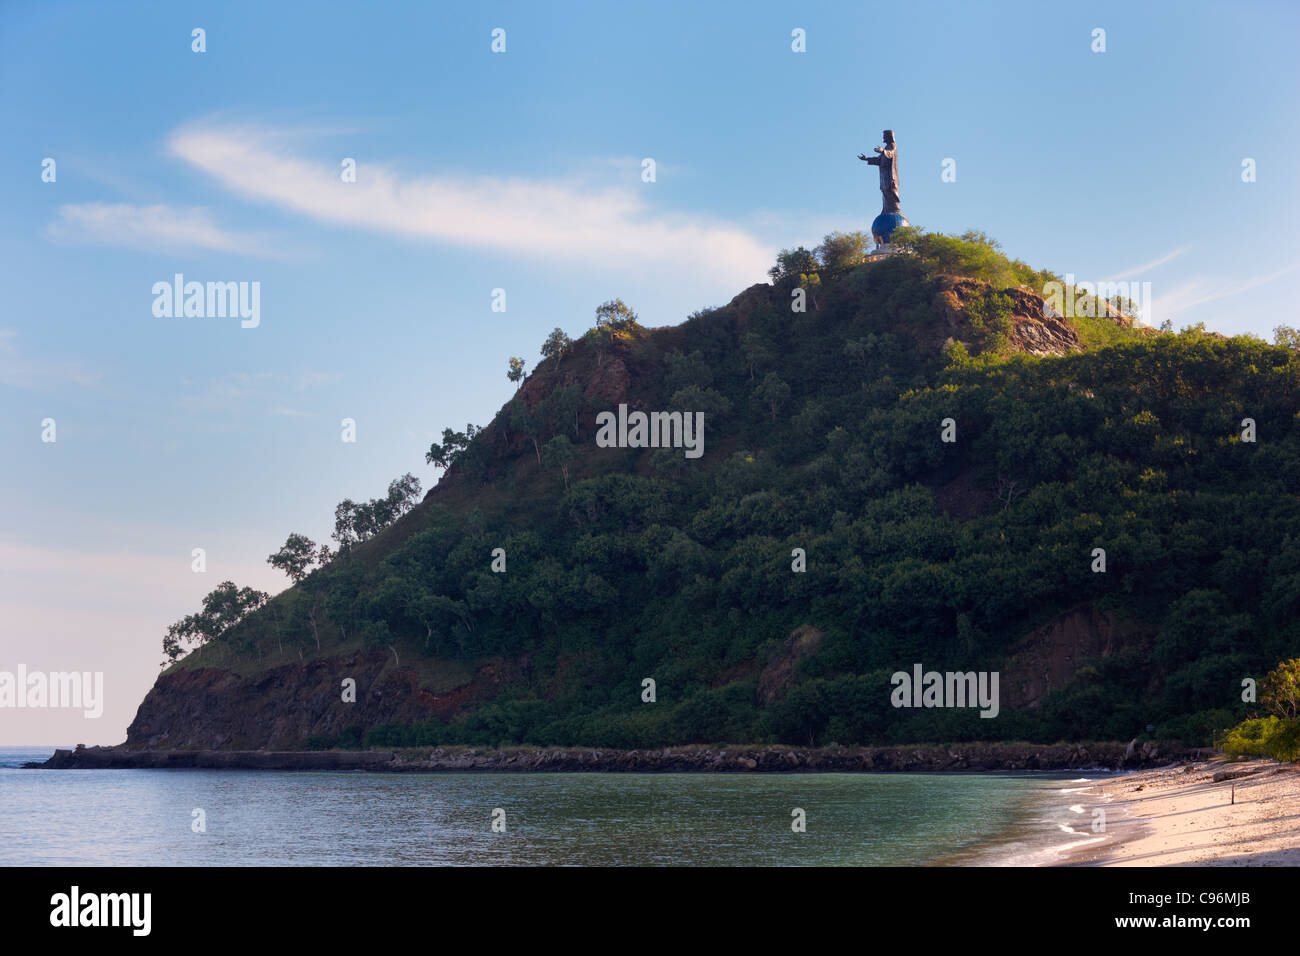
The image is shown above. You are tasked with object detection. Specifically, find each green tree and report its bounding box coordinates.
[333,474,423,551]
[964,290,1014,353]
[754,373,791,422]
[798,272,822,311]
[768,246,817,283]
[740,332,771,381]
[663,350,713,392]
[537,383,585,441]
[540,328,573,363]
[543,434,578,491]
[815,230,870,271]
[267,533,320,583]
[509,401,543,465]
[1261,659,1300,720]
[162,581,268,663]
[425,425,482,472]
[1274,326,1300,350]
[595,298,638,332]
[669,384,733,419]
[325,561,366,643]
[843,336,876,373]
[589,299,638,365]
[507,356,526,387]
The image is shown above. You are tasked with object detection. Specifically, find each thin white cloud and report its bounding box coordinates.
[44,202,265,254]
[0,328,98,390]
[294,371,341,390]
[166,124,772,285]
[1151,261,1300,321]
[180,370,335,415]
[1102,246,1189,282]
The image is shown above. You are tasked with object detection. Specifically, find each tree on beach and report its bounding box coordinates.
[1261,659,1300,720]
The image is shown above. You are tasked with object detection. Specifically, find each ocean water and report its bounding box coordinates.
[0,747,1116,865]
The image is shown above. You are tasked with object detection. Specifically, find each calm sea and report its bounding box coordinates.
[0,747,1114,865]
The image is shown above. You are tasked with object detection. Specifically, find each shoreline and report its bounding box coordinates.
[30,741,1210,773]
[1056,758,1300,866]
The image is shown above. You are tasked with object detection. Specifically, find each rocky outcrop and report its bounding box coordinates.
[1003,606,1147,709]
[124,651,447,750]
[39,741,1212,773]
[39,746,398,770]
[933,277,1082,357]
[757,625,824,704]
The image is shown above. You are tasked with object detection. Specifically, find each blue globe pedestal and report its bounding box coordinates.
[871,212,910,249]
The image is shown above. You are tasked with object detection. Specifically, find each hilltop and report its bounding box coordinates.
[127,230,1300,753]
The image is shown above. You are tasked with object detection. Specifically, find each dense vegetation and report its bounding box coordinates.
[164,231,1300,752]
[1219,659,1300,762]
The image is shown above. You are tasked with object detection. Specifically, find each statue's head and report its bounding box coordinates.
[882,129,895,145]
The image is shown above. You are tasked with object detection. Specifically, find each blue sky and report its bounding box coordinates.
[2,0,1298,743]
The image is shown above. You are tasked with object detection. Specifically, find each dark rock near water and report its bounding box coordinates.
[35,742,1212,773]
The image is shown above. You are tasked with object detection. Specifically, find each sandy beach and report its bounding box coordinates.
[1062,758,1300,866]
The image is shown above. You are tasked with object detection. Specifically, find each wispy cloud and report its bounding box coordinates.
[1151,261,1300,321]
[1102,246,1189,282]
[44,202,265,254]
[166,123,772,285]
[179,370,333,415]
[0,329,98,390]
[294,371,341,390]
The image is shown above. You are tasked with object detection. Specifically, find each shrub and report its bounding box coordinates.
[1219,716,1300,762]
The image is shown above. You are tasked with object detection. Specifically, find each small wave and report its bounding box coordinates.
[1054,834,1107,854]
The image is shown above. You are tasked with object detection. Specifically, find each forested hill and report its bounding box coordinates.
[130,230,1300,752]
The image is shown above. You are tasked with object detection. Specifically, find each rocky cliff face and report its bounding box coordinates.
[1002,606,1146,709]
[934,277,1082,356]
[125,652,442,750]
